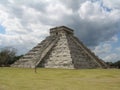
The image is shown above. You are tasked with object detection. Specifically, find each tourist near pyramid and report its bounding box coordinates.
[12,26,107,69]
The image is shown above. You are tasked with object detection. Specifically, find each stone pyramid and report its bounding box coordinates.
[12,26,107,69]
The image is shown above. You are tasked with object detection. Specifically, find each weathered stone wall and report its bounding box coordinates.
[38,31,102,69]
[39,31,74,69]
[67,35,100,68]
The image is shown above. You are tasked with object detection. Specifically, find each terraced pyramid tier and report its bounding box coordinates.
[11,26,108,69]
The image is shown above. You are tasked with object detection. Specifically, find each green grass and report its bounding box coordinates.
[0,68,120,90]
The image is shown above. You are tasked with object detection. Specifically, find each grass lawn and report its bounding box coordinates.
[0,67,120,90]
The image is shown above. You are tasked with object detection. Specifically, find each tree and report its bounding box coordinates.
[106,60,120,69]
[113,61,120,69]
[0,47,17,66]
[106,62,114,68]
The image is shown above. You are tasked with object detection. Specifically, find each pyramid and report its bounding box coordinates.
[12,26,108,69]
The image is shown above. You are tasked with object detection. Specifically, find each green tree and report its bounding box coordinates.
[106,61,120,69]
[0,47,16,66]
[113,61,120,69]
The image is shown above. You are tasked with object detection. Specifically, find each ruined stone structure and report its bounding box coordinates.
[12,26,107,69]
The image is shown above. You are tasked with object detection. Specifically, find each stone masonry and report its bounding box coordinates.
[11,26,108,69]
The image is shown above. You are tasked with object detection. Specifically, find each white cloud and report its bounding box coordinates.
[103,0,120,9]
[93,43,112,55]
[109,35,118,43]
[103,53,120,62]
[0,6,7,23]
[46,2,73,20]
[93,36,120,62]
[78,0,120,21]
[0,0,53,55]
[79,1,104,20]
[116,47,120,52]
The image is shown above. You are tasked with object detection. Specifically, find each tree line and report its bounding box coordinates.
[0,47,23,67]
[106,61,120,69]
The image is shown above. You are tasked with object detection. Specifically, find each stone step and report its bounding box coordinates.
[11,36,57,68]
[73,36,107,68]
[34,45,42,48]
[30,49,39,52]
[18,59,36,63]
[23,54,34,58]
[39,37,51,44]
[26,52,37,55]
[22,56,33,59]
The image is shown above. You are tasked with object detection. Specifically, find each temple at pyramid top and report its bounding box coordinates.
[50,26,74,36]
[12,26,108,69]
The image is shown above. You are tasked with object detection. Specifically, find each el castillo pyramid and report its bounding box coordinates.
[12,26,107,69]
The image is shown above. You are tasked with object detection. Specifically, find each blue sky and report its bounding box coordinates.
[0,25,5,34]
[0,0,120,62]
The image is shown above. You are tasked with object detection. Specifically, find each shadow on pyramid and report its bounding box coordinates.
[11,26,108,69]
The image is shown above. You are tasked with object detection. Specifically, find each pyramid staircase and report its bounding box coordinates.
[12,26,108,69]
[12,36,59,68]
